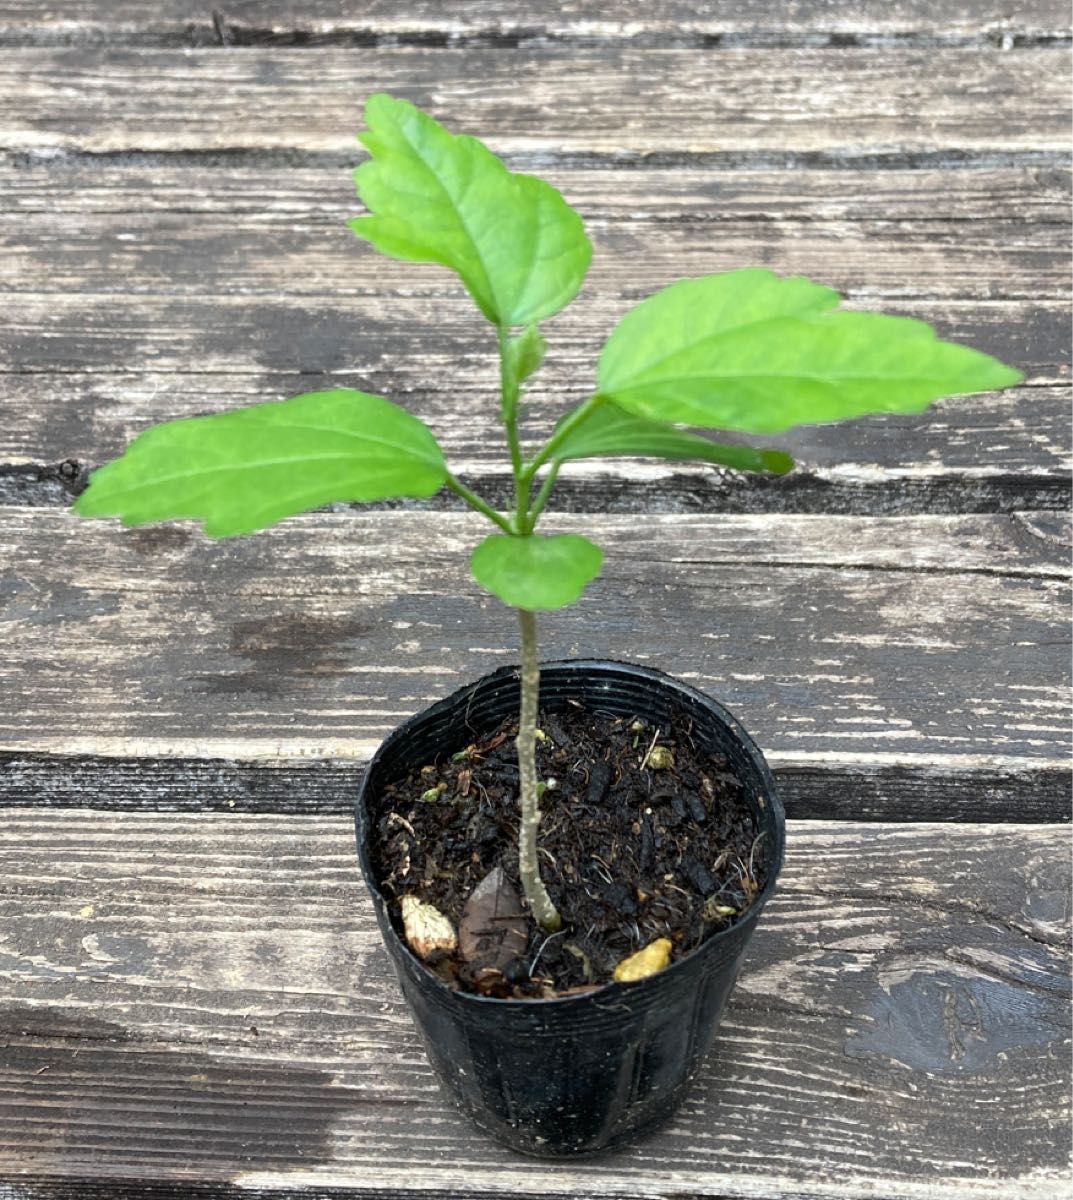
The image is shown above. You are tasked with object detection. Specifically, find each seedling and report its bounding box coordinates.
[75,95,1022,934]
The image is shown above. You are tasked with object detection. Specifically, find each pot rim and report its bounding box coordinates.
[355,657,786,1008]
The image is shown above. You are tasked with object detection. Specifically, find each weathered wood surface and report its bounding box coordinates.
[5,162,1069,221]
[1,2,1069,1194]
[2,165,1067,510]
[0,0,1068,46]
[0,813,1068,1197]
[5,184,1065,301]
[2,509,1068,821]
[2,47,1068,156]
[3,318,1066,514]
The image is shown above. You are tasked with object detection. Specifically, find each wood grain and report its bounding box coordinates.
[1,296,1066,484]
[0,5,1067,1197]
[2,161,1066,502]
[1,510,1068,819]
[3,201,1065,301]
[1,47,1067,156]
[5,163,1070,221]
[0,812,1067,1196]
[10,162,1073,223]
[0,0,1068,46]
[1,70,1066,515]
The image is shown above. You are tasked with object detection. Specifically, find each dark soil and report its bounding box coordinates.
[369,700,767,998]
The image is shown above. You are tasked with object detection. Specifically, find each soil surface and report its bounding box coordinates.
[369,701,767,998]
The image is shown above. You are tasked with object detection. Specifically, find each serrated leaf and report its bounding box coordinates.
[598,269,1023,435]
[471,534,603,610]
[508,325,548,386]
[551,403,793,474]
[351,94,592,327]
[74,389,447,538]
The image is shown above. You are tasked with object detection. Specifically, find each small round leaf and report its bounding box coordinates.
[471,534,603,610]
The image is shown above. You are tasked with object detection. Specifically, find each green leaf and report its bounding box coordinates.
[350,94,592,327]
[73,389,448,539]
[597,269,1023,435]
[508,325,548,386]
[471,534,603,610]
[551,402,793,474]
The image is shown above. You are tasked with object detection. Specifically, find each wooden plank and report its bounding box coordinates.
[1,165,1067,481]
[0,509,1068,824]
[4,163,1070,222]
[0,47,1067,156]
[0,812,1067,1196]
[1,293,1066,500]
[0,1,1068,47]
[5,163,1070,222]
[2,163,1066,499]
[3,209,1065,302]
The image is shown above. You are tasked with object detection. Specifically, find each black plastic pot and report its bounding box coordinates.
[355,660,785,1157]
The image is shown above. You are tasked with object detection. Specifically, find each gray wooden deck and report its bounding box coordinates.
[1,3,1070,1197]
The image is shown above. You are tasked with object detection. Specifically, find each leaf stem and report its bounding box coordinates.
[445,473,515,534]
[523,393,606,483]
[516,607,562,933]
[524,462,562,532]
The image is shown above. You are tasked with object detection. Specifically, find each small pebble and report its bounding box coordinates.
[614,938,673,983]
[646,746,675,770]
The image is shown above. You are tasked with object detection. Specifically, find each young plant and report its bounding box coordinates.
[74,94,1022,934]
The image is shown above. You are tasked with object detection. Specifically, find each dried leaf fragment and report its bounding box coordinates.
[400,895,457,962]
[459,866,529,971]
[613,937,673,983]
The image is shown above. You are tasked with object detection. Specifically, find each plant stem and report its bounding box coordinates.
[501,327,559,930]
[445,473,515,534]
[498,326,524,480]
[524,462,562,532]
[516,607,562,933]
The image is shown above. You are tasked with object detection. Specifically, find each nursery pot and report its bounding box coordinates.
[354,660,785,1157]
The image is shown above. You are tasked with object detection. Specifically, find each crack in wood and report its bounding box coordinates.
[782,885,1071,950]
[4,147,1070,172]
[941,949,1071,1000]
[1,21,1069,51]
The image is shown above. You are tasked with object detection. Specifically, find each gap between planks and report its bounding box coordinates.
[5,148,1070,173]
[2,749,1069,823]
[4,461,1071,518]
